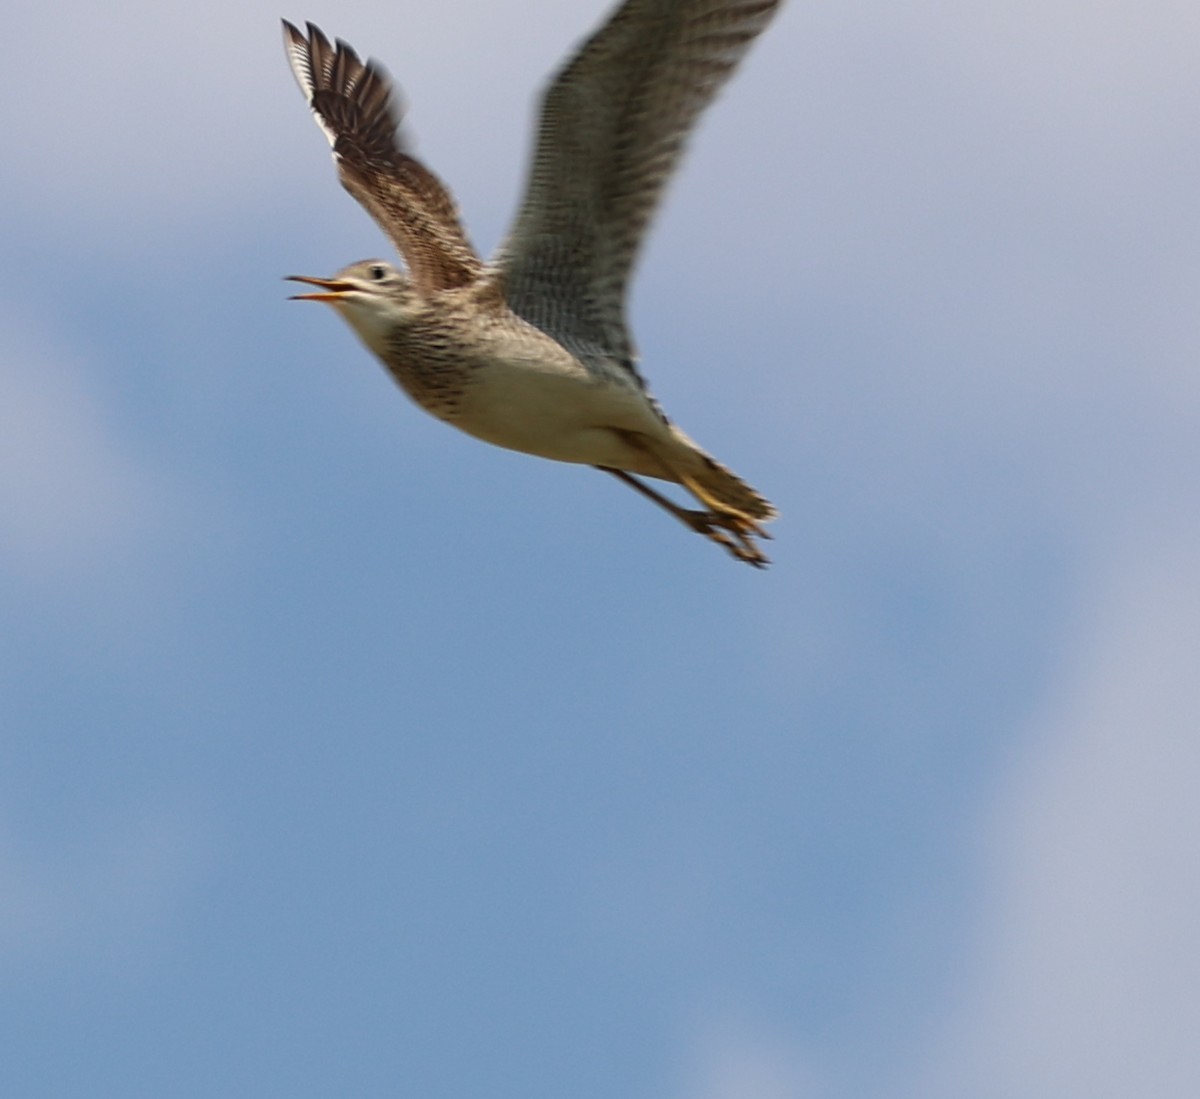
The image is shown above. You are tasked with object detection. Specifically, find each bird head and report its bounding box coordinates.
[287,260,418,344]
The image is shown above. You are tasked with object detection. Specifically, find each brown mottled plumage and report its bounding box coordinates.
[283,1,782,566]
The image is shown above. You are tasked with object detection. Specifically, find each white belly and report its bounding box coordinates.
[451,352,670,474]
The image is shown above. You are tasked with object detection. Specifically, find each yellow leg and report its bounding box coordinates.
[598,468,770,568]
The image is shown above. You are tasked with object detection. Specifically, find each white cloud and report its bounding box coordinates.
[0,1,631,245]
[916,527,1200,1098]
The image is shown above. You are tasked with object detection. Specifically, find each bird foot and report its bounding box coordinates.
[598,467,773,568]
[678,508,772,569]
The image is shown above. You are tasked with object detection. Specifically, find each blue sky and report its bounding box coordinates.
[3,1,1199,1096]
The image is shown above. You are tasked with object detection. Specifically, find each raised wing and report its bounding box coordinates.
[495,0,783,364]
[282,21,482,294]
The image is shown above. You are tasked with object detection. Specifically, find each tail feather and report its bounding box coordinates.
[651,426,777,523]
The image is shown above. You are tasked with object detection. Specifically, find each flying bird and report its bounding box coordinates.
[283,0,781,566]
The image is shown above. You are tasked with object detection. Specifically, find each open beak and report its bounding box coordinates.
[286,275,355,303]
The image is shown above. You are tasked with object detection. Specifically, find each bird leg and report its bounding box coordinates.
[599,468,770,568]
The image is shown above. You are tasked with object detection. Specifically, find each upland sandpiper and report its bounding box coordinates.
[283,1,781,566]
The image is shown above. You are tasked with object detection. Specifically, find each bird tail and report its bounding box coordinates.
[651,426,777,523]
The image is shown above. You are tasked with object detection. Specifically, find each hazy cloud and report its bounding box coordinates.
[918,528,1200,1098]
[680,1017,821,1099]
[0,317,164,581]
[0,802,210,975]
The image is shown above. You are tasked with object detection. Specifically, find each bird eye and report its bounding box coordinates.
[369,264,387,280]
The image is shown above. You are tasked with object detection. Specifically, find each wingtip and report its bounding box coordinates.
[281,18,314,98]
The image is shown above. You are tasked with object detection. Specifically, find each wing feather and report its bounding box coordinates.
[495,0,783,365]
[282,21,482,294]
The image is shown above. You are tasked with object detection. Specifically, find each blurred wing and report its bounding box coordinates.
[495,0,783,364]
[283,21,482,294]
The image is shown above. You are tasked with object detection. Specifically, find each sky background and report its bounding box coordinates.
[3,1,1199,1096]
